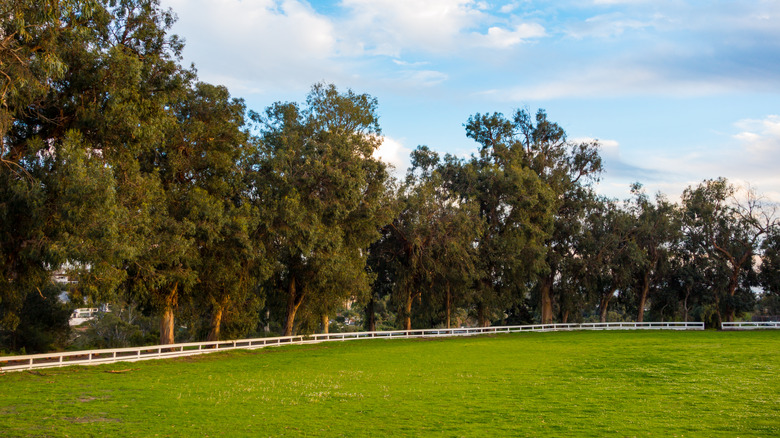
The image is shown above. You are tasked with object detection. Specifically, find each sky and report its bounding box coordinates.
[161,0,780,202]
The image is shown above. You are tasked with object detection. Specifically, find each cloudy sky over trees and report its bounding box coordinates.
[164,0,780,200]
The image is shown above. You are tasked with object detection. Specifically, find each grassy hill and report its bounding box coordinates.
[1,330,778,436]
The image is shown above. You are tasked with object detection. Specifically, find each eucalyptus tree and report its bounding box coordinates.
[444,112,556,326]
[376,146,482,330]
[365,222,399,332]
[432,200,483,329]
[455,109,598,325]
[759,226,780,314]
[653,241,710,322]
[167,83,266,342]
[2,0,257,345]
[455,110,602,324]
[681,179,776,325]
[0,0,136,342]
[251,84,393,336]
[1,0,99,135]
[90,1,217,345]
[579,199,638,322]
[512,110,603,324]
[626,183,681,322]
[1,1,68,334]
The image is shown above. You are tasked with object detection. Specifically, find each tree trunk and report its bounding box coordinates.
[599,290,614,323]
[540,274,554,324]
[446,283,451,329]
[637,272,650,323]
[283,276,304,336]
[159,284,178,345]
[206,295,230,342]
[477,302,488,327]
[321,313,329,334]
[160,305,175,345]
[206,306,224,342]
[723,267,741,323]
[559,289,569,323]
[365,296,376,332]
[403,285,414,331]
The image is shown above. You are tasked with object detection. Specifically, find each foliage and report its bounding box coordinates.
[445,110,558,326]
[681,179,777,325]
[759,226,780,315]
[372,146,483,330]
[578,198,639,322]
[625,183,681,322]
[71,303,158,350]
[0,284,70,353]
[251,83,394,336]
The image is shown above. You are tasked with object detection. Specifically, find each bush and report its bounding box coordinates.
[0,285,71,354]
[71,305,158,349]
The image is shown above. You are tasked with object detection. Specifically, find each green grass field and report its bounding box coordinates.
[1,330,778,437]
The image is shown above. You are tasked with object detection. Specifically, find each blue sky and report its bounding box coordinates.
[161,0,780,201]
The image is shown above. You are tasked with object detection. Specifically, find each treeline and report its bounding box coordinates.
[2,1,778,353]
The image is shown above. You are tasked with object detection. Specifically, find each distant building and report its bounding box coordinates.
[69,304,111,326]
[51,269,77,285]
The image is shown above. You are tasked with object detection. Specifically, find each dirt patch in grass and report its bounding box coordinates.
[64,415,121,424]
[0,406,18,415]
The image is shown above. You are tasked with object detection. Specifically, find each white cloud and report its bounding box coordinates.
[593,0,652,5]
[474,23,546,48]
[688,2,780,37]
[398,70,450,87]
[164,0,341,93]
[596,138,620,157]
[155,0,780,204]
[501,63,749,100]
[338,0,487,56]
[733,115,780,155]
[163,0,546,97]
[387,60,450,87]
[726,116,780,200]
[499,2,520,14]
[579,116,780,202]
[373,136,412,177]
[572,137,619,157]
[392,59,431,67]
[337,0,545,56]
[566,13,655,39]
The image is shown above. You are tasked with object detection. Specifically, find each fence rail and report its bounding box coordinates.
[722,321,780,330]
[0,321,703,373]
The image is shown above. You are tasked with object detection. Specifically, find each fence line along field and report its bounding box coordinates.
[1,330,778,437]
[0,322,704,372]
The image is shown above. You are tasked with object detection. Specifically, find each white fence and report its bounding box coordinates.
[721,321,780,330]
[0,321,703,373]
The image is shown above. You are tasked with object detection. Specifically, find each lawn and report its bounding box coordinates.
[1,330,778,437]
